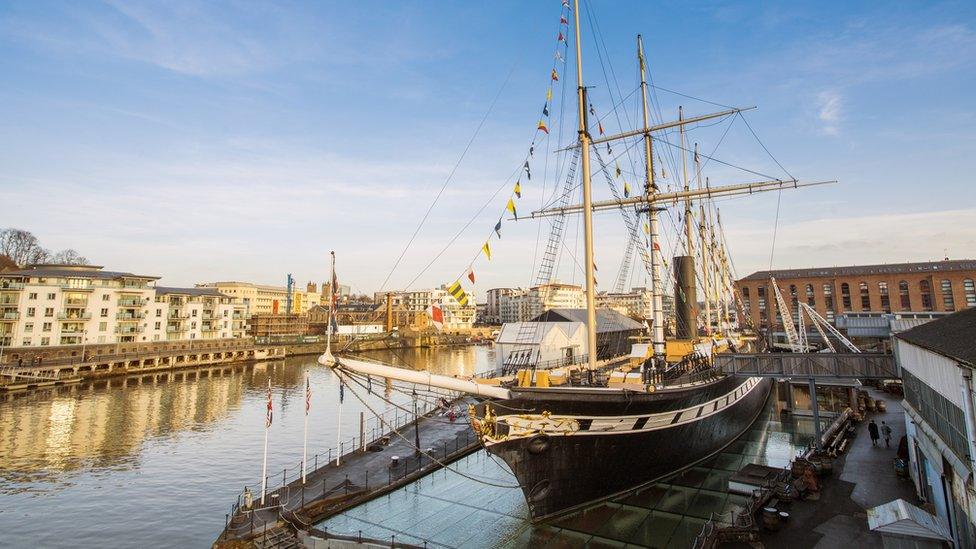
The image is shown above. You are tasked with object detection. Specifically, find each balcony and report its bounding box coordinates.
[168,311,190,320]
[114,326,144,335]
[61,283,93,291]
[116,312,146,320]
[64,298,89,307]
[166,326,187,333]
[202,324,220,332]
[60,327,86,334]
[0,311,19,321]
[0,298,18,305]
[0,282,25,291]
[58,312,92,320]
[117,298,147,307]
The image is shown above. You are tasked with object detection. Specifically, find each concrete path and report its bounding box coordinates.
[763,386,917,549]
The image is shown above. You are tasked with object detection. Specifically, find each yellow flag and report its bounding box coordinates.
[447,281,468,306]
[506,198,517,220]
[624,180,631,198]
[546,87,552,101]
[482,241,492,261]
[643,222,650,235]
[514,181,522,198]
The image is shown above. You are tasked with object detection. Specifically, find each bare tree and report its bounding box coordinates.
[0,228,49,266]
[0,254,17,271]
[50,249,89,265]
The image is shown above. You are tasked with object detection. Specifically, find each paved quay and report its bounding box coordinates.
[218,395,481,544]
[761,386,916,548]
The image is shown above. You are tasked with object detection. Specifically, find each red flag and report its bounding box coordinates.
[427,304,444,331]
[467,269,476,284]
[266,384,273,428]
[551,68,559,81]
[598,122,605,135]
[652,242,661,251]
[560,16,568,25]
[538,120,550,134]
[557,31,565,42]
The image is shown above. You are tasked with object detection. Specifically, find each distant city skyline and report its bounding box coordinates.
[2,1,974,295]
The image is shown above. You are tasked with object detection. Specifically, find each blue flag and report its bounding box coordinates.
[494,219,502,238]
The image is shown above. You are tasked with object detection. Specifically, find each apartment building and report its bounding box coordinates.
[483,288,517,325]
[155,287,247,341]
[0,265,247,348]
[372,287,477,330]
[197,281,321,316]
[498,282,585,323]
[736,260,976,329]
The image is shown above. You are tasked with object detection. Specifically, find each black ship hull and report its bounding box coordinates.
[476,375,772,521]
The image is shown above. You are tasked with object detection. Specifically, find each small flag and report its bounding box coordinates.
[266,383,273,428]
[494,219,502,238]
[448,281,469,306]
[557,31,565,42]
[562,0,569,7]
[560,15,568,25]
[529,145,534,156]
[546,87,552,101]
[551,68,559,81]
[615,162,621,177]
[514,181,522,198]
[506,198,518,220]
[607,143,612,155]
[598,121,604,135]
[542,103,549,117]
[523,161,531,180]
[643,222,650,235]
[589,103,595,116]
[555,50,563,62]
[305,376,311,415]
[652,242,661,251]
[694,147,700,164]
[482,241,492,261]
[427,303,444,331]
[467,268,476,284]
[537,120,549,134]
[624,180,631,198]
[593,261,599,272]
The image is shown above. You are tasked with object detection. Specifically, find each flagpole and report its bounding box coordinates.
[302,374,309,484]
[260,378,271,506]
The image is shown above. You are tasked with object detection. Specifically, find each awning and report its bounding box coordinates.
[867,499,951,541]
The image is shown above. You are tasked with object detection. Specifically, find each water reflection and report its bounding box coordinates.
[0,346,494,548]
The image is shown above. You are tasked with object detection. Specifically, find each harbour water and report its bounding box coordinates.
[0,346,493,548]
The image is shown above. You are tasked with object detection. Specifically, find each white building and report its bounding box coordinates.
[494,321,586,370]
[498,282,585,323]
[0,265,247,348]
[895,308,976,548]
[374,286,477,331]
[597,288,653,319]
[484,288,517,324]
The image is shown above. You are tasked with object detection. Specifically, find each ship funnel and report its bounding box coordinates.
[673,255,698,339]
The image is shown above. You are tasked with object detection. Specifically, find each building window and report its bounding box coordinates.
[101,308,108,317]
[99,322,107,331]
[28,292,37,300]
[823,283,834,312]
[920,280,933,311]
[789,285,799,324]
[757,287,767,327]
[21,338,30,346]
[42,322,52,331]
[192,310,198,317]
[741,287,751,316]
[858,282,870,311]
[899,281,910,310]
[46,293,55,300]
[840,283,851,310]
[941,279,955,311]
[24,322,33,332]
[27,307,35,316]
[965,279,976,308]
[155,322,161,329]
[805,284,815,307]
[41,337,50,346]
[878,282,890,312]
[44,307,53,317]
[102,294,110,301]
[156,309,162,317]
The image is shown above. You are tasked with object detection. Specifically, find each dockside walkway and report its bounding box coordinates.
[217,395,482,544]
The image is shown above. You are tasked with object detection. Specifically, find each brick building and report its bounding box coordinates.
[735,260,976,330]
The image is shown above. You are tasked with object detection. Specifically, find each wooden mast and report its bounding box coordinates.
[637,34,665,362]
[572,0,598,371]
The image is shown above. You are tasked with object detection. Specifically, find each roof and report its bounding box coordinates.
[155,286,229,298]
[895,307,976,367]
[0,264,159,281]
[867,499,951,541]
[532,308,644,333]
[740,259,976,282]
[496,321,584,345]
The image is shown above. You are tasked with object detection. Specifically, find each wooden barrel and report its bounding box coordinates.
[762,507,781,530]
[876,400,887,412]
[865,399,877,412]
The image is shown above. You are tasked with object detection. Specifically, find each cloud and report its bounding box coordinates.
[816,90,842,136]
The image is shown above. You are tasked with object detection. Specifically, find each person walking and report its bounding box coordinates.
[881,421,893,448]
[869,419,880,447]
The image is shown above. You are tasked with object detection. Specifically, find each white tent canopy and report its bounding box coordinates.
[867,499,951,542]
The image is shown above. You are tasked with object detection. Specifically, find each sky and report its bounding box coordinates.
[2,0,975,298]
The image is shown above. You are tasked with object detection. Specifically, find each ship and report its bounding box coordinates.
[323,0,833,522]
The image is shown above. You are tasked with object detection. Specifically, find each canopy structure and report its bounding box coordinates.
[867,499,951,543]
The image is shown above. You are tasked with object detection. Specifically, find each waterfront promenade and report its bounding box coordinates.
[218,395,482,545]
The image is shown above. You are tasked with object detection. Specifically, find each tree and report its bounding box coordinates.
[0,228,49,266]
[50,249,89,265]
[0,254,17,271]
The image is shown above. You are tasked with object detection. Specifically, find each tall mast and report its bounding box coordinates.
[695,146,710,335]
[637,34,665,362]
[680,106,694,257]
[573,0,598,371]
